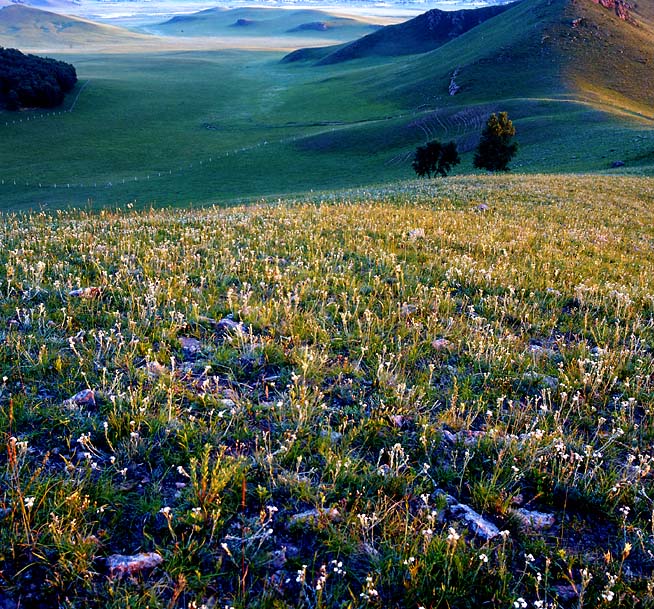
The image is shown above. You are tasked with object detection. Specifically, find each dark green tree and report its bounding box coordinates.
[473,112,518,172]
[412,140,460,178]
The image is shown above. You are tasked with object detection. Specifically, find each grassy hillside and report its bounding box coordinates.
[146,7,387,43]
[558,0,654,116]
[283,3,514,65]
[1,175,653,608]
[0,4,151,50]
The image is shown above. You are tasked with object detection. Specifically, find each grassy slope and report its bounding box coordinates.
[558,0,654,118]
[0,4,150,49]
[146,7,385,42]
[285,3,515,65]
[1,175,653,609]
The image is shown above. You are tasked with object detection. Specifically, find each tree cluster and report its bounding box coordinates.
[0,47,77,111]
[412,140,460,178]
[413,112,518,178]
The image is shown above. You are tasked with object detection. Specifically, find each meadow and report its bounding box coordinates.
[0,42,652,211]
[1,174,653,608]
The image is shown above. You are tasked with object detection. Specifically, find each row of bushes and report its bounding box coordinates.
[0,47,77,110]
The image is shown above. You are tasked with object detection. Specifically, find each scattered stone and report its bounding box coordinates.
[320,430,343,443]
[290,507,341,526]
[449,68,461,96]
[476,203,489,212]
[105,552,163,578]
[435,491,502,541]
[66,388,96,407]
[400,303,417,317]
[408,228,426,241]
[551,584,578,602]
[432,338,453,351]
[521,371,559,390]
[145,361,167,378]
[441,429,486,445]
[511,508,556,531]
[571,17,584,27]
[390,414,406,428]
[611,160,625,168]
[527,344,557,360]
[179,336,201,355]
[220,398,236,408]
[69,286,101,299]
[216,317,244,333]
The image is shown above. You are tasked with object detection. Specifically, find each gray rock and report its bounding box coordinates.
[511,508,555,531]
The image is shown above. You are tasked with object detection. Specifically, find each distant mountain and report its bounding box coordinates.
[283,2,515,64]
[148,7,384,42]
[0,4,150,49]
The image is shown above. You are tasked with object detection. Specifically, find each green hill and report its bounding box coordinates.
[283,3,515,65]
[0,4,151,50]
[147,7,385,43]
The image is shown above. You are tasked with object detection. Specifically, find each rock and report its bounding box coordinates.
[591,0,633,21]
[434,491,502,541]
[66,388,96,407]
[521,371,559,390]
[105,552,163,578]
[320,430,343,443]
[476,203,489,212]
[449,67,461,96]
[390,414,406,428]
[408,228,425,241]
[145,361,167,378]
[449,502,502,540]
[290,507,341,526]
[611,160,625,168]
[441,429,486,445]
[551,584,578,602]
[179,336,201,355]
[511,508,555,531]
[69,286,101,299]
[571,17,584,27]
[432,338,453,351]
[400,303,417,317]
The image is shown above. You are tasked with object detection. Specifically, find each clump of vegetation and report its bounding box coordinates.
[0,174,653,608]
[474,112,518,172]
[0,47,77,110]
[412,140,460,178]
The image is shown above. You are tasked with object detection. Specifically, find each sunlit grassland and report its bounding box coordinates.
[1,174,653,608]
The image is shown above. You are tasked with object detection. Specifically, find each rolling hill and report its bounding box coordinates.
[146,7,388,43]
[0,4,151,49]
[283,2,515,65]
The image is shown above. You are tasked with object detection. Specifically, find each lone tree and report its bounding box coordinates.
[473,112,517,171]
[412,140,460,178]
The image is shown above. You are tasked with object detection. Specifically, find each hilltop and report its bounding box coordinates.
[146,7,389,43]
[283,3,514,65]
[0,4,151,50]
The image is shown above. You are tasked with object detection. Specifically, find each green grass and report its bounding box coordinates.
[0,44,652,211]
[1,174,654,608]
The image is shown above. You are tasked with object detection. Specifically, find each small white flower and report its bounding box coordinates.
[24,496,35,510]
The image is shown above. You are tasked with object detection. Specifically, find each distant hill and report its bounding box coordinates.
[148,7,385,42]
[283,3,515,65]
[0,4,151,49]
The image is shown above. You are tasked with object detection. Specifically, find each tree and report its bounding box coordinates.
[473,112,517,172]
[412,140,460,178]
